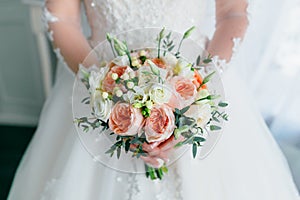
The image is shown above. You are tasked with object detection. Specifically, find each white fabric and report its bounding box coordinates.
[8,0,300,199]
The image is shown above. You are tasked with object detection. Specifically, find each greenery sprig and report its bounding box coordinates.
[74,116,109,133]
[175,26,195,58]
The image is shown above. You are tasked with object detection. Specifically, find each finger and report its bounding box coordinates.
[141,156,164,168]
[159,135,185,151]
[156,151,170,163]
[142,141,161,151]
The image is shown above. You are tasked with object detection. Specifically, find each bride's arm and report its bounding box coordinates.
[207,0,249,62]
[45,0,92,73]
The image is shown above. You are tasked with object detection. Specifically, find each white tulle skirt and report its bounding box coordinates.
[8,61,299,200]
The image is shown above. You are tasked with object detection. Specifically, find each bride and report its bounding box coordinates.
[8,0,299,199]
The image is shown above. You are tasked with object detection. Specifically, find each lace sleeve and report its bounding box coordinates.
[207,0,249,71]
[43,0,92,73]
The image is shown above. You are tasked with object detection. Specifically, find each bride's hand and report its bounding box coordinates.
[140,135,185,168]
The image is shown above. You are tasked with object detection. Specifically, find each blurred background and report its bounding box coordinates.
[0,0,299,199]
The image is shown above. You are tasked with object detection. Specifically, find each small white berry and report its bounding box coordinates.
[139,50,147,56]
[115,90,123,97]
[145,101,153,109]
[127,81,135,89]
[111,73,118,80]
[102,92,109,99]
[132,60,140,67]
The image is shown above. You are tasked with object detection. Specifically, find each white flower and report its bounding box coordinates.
[195,89,210,105]
[161,53,178,67]
[88,66,109,93]
[173,58,194,78]
[149,84,172,105]
[185,104,212,128]
[123,86,147,104]
[112,55,129,66]
[92,91,112,121]
[121,73,129,80]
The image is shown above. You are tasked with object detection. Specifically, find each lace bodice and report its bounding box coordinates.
[44,0,248,72]
[83,0,208,47]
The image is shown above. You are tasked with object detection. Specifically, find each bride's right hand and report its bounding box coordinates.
[139,135,185,168]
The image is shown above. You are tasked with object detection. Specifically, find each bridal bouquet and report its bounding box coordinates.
[74,27,228,180]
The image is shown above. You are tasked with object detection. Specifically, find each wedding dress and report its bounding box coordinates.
[8,0,300,199]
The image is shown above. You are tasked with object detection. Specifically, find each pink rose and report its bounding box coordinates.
[171,76,197,107]
[109,103,144,136]
[102,66,131,93]
[145,105,176,143]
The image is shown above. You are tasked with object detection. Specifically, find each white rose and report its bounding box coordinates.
[185,104,212,128]
[92,90,113,121]
[149,84,172,105]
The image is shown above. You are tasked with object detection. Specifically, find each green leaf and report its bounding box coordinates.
[125,139,130,153]
[174,108,181,114]
[156,168,163,180]
[196,55,201,66]
[106,33,113,42]
[183,26,195,39]
[193,136,206,142]
[201,71,215,85]
[210,125,221,131]
[117,146,121,159]
[192,143,197,158]
[174,141,184,148]
[159,27,165,39]
[180,106,190,114]
[203,55,213,64]
[218,102,228,107]
[139,55,147,64]
[161,165,168,173]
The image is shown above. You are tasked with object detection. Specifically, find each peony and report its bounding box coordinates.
[102,65,132,93]
[145,105,176,143]
[171,76,197,107]
[109,103,144,136]
[184,104,212,127]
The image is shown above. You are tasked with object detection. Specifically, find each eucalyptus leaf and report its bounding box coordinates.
[210,125,221,131]
[192,143,197,158]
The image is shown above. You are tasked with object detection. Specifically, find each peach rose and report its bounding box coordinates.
[102,66,132,93]
[171,76,197,107]
[145,105,176,143]
[109,103,144,136]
